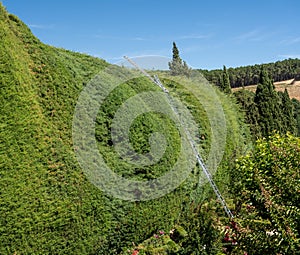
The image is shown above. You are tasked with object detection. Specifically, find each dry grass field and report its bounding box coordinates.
[232,79,300,101]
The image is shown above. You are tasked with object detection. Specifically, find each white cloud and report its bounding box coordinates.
[234,29,271,42]
[177,34,211,40]
[278,54,300,59]
[94,33,211,43]
[29,24,54,29]
[94,35,147,41]
[280,36,300,45]
[104,53,171,70]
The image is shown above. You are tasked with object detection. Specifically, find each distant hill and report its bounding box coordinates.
[200,59,300,89]
[233,79,300,101]
[0,3,250,254]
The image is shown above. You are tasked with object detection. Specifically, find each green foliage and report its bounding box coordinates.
[94,72,250,253]
[220,66,231,94]
[168,42,191,77]
[278,89,297,134]
[200,58,300,89]
[0,4,111,254]
[254,69,284,137]
[172,41,180,61]
[123,203,224,255]
[0,3,252,254]
[292,98,300,136]
[234,90,260,137]
[129,231,181,254]
[175,203,223,255]
[95,77,182,181]
[229,133,300,254]
[235,69,297,139]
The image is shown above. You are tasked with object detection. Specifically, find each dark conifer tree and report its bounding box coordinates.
[292,98,300,136]
[254,69,283,137]
[172,42,180,62]
[220,65,231,94]
[169,42,191,76]
[234,90,260,137]
[280,89,296,134]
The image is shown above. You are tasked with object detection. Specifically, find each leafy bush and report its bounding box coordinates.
[229,133,300,254]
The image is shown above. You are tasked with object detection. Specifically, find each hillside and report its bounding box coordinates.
[232,78,300,101]
[0,4,251,254]
[200,58,300,89]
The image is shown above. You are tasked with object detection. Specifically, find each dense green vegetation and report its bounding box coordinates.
[0,4,250,254]
[200,58,300,88]
[229,133,300,254]
[0,4,112,254]
[234,70,297,139]
[1,4,300,254]
[292,98,300,136]
[219,66,232,94]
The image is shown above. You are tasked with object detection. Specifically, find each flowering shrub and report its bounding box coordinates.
[131,250,139,255]
[125,230,180,255]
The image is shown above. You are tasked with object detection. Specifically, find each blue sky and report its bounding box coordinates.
[2,0,300,69]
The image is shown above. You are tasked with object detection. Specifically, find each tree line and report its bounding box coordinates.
[200,58,300,88]
[234,69,298,138]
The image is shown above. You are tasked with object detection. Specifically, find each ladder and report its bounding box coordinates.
[124,56,234,219]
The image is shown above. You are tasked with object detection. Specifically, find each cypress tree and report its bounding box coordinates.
[291,98,300,136]
[172,42,180,62]
[220,65,231,94]
[168,42,191,76]
[254,69,283,137]
[234,90,260,137]
[280,89,296,134]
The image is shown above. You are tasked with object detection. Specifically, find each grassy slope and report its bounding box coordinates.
[0,4,250,254]
[0,5,114,254]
